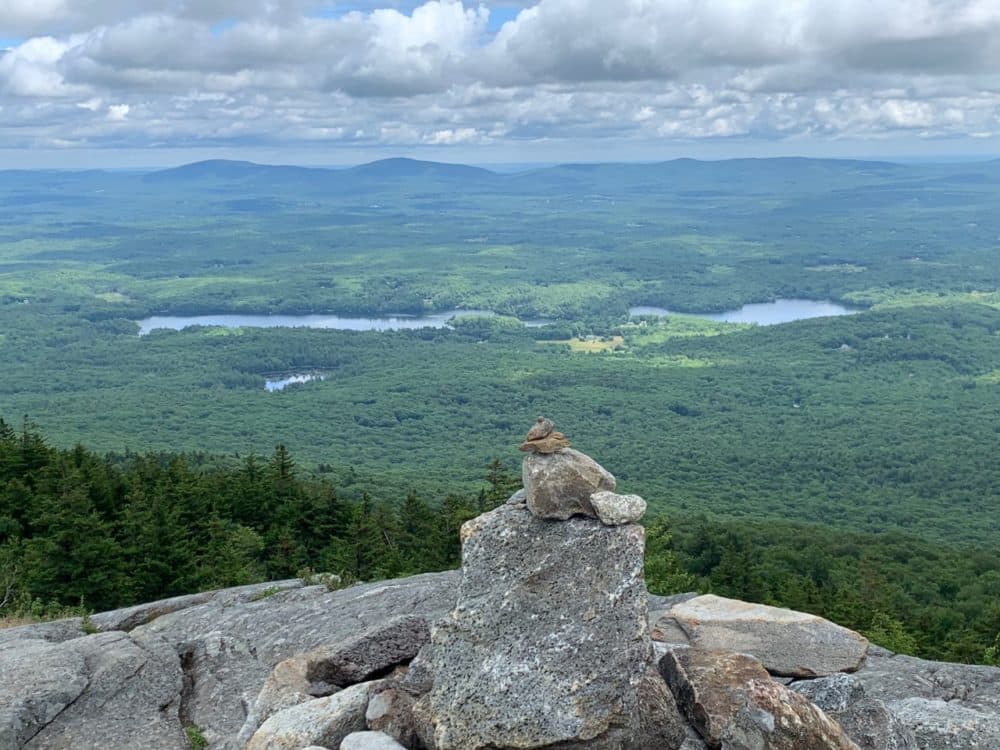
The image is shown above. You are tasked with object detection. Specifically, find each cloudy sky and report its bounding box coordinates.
[2,0,1000,167]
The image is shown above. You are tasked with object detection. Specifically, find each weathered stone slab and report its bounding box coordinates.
[652,594,869,677]
[4,631,187,750]
[522,447,615,520]
[660,646,860,750]
[412,504,651,749]
[791,673,917,749]
[887,697,1000,750]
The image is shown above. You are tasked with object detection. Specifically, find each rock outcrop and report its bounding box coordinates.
[790,673,917,750]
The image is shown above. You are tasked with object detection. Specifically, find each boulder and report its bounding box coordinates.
[522,447,615,520]
[0,630,186,750]
[238,615,430,744]
[660,646,860,750]
[410,503,655,749]
[308,615,429,688]
[791,673,917,749]
[589,490,646,525]
[366,684,430,749]
[340,730,408,749]
[652,593,869,677]
[246,681,373,750]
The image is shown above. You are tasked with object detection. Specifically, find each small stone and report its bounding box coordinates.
[590,490,646,525]
[340,730,407,749]
[506,488,526,505]
[525,416,555,441]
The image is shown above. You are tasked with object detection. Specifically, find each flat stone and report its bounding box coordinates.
[652,594,869,677]
[590,490,646,525]
[660,646,860,750]
[412,504,652,749]
[522,447,615,520]
[519,431,571,454]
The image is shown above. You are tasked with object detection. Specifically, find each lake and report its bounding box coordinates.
[137,310,551,335]
[628,299,858,325]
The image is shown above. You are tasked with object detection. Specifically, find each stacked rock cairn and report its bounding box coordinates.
[393,417,683,749]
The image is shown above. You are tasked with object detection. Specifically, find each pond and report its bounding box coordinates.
[265,374,324,392]
[628,299,859,325]
[137,310,551,335]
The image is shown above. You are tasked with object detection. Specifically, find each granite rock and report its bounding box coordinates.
[791,673,917,749]
[246,681,374,750]
[411,503,652,749]
[589,490,646,525]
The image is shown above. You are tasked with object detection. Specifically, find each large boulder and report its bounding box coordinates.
[660,646,860,750]
[791,673,917,749]
[521,448,615,520]
[410,503,666,749]
[652,594,869,677]
[245,681,374,750]
[0,630,186,750]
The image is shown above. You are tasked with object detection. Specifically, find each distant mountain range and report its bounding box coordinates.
[4,156,1000,198]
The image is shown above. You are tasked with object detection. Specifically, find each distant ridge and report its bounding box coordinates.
[345,157,495,180]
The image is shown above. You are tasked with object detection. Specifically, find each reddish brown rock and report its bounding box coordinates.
[660,647,860,750]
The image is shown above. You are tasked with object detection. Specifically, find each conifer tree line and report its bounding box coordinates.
[1,417,997,666]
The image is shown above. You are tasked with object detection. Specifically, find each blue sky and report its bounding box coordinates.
[1,1,999,168]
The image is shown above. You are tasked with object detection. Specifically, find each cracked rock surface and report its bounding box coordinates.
[0,574,457,749]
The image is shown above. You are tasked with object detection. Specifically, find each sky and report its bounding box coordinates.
[1,0,1000,168]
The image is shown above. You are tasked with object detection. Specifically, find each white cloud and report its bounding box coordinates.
[1,0,999,158]
[106,102,128,120]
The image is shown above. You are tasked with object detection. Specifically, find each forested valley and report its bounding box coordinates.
[1,157,998,668]
[1,420,997,666]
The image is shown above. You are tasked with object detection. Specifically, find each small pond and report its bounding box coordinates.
[265,374,325,392]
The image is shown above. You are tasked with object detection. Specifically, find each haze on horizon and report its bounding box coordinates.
[2,0,1000,169]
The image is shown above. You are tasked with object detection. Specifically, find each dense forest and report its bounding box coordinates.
[2,420,997,666]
